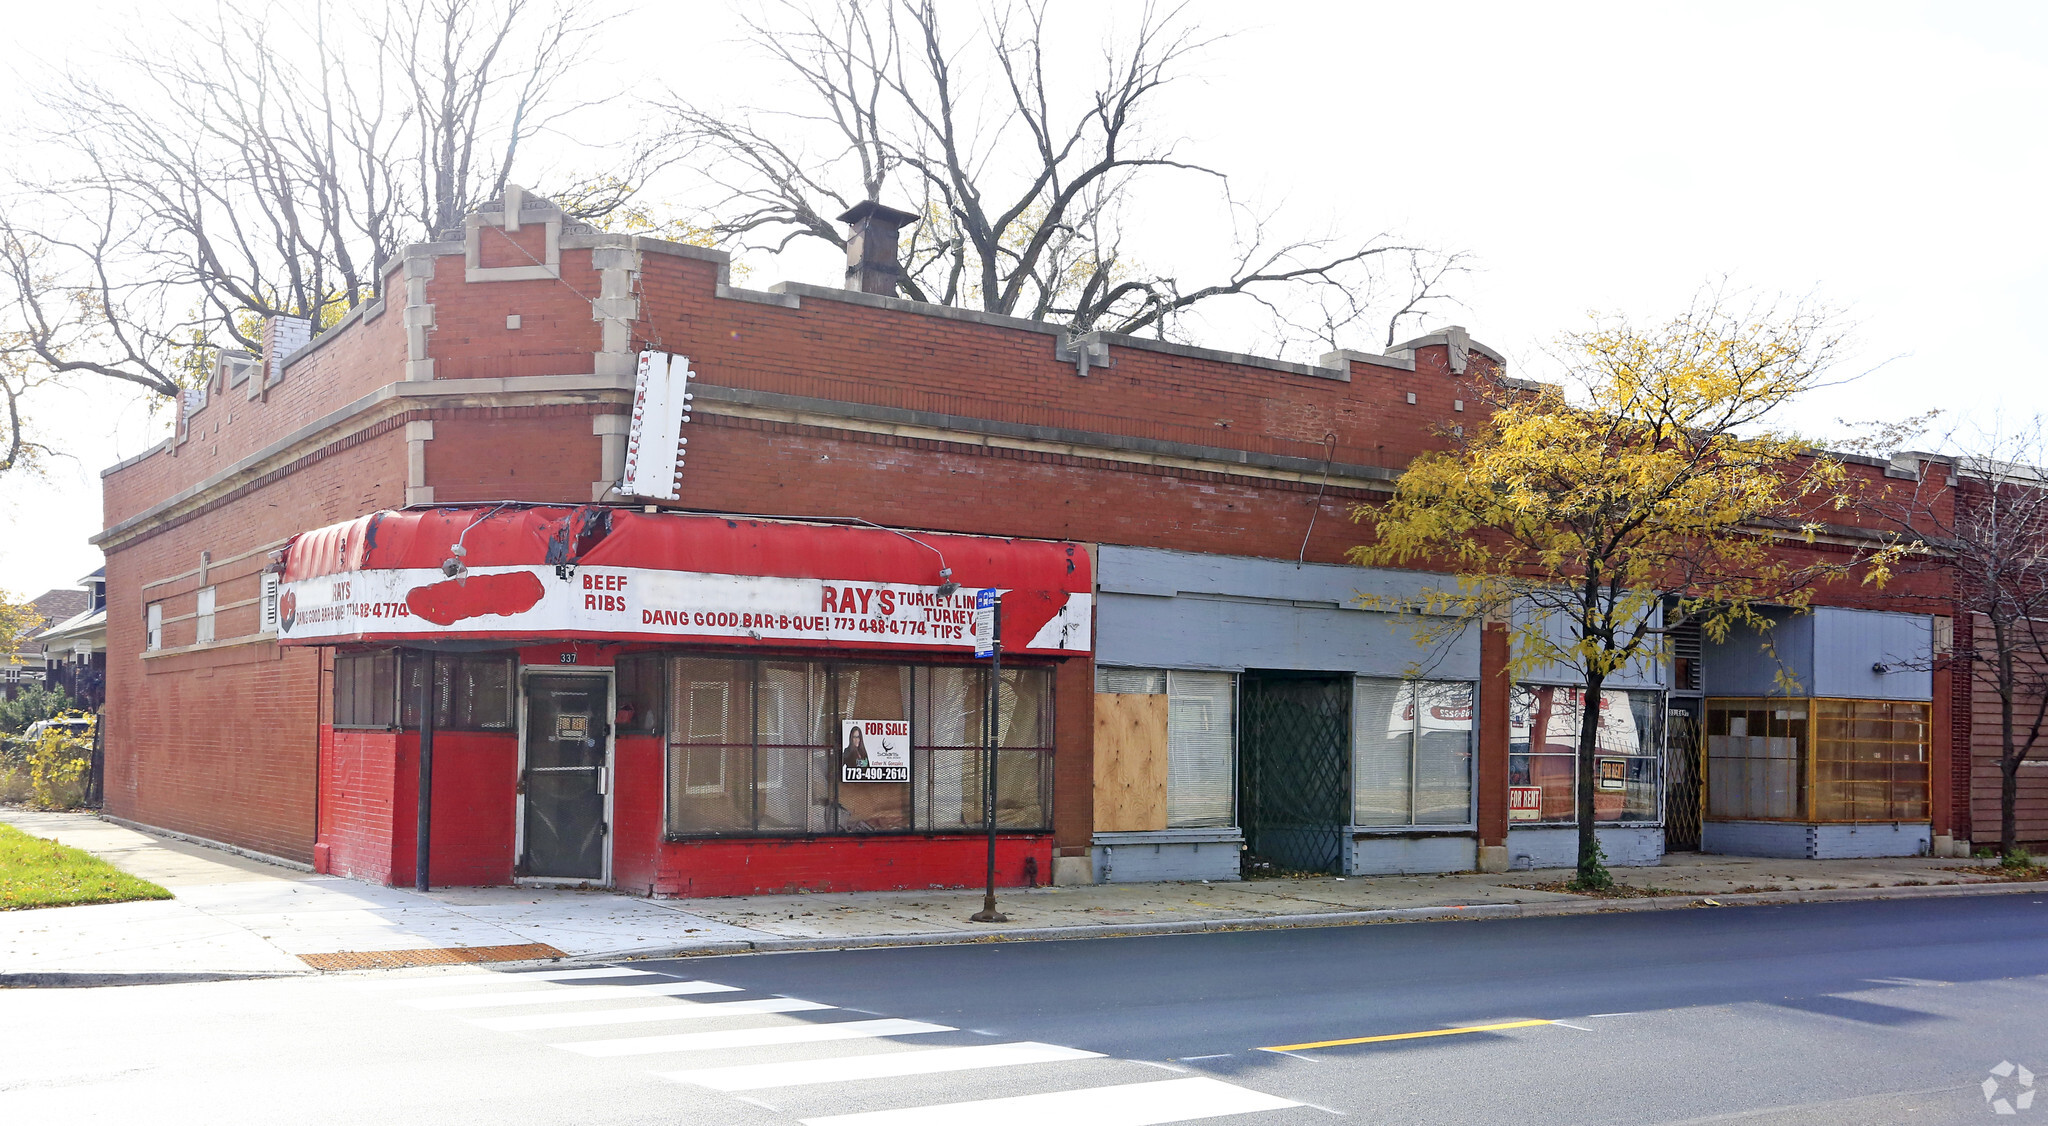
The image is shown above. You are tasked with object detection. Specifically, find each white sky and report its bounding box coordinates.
[3,0,2044,601]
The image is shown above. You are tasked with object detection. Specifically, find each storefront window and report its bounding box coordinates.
[1509,685,1663,824]
[1354,679,1473,827]
[1095,668,1236,829]
[1707,698,1929,822]
[400,652,516,731]
[665,658,1054,837]
[614,654,664,735]
[332,651,397,728]
[1704,701,1804,820]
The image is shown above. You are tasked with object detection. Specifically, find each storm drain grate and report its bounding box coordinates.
[297,943,565,970]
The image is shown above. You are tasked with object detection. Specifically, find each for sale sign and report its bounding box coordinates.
[841,719,910,782]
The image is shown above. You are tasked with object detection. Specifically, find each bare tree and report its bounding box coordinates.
[0,0,614,469]
[1862,417,2048,857]
[656,1,1462,350]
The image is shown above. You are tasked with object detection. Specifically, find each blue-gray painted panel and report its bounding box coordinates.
[1096,592,1478,676]
[1094,547,1479,676]
[1505,827,1664,869]
[1811,822,1930,858]
[1344,835,1477,875]
[1702,612,1812,698]
[1090,830,1243,883]
[1510,603,1667,690]
[1097,545,1452,606]
[1702,820,1813,858]
[1811,609,1933,700]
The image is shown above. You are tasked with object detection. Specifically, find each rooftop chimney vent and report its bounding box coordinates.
[837,200,919,296]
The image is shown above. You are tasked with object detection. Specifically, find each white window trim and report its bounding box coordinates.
[196,587,217,645]
[1351,676,1479,833]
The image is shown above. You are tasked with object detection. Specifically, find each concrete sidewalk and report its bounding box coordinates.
[0,808,763,980]
[4,806,2040,981]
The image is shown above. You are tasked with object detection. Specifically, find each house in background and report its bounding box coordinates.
[37,568,108,711]
[4,585,91,702]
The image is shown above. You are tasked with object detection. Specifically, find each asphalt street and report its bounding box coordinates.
[1,894,2044,1125]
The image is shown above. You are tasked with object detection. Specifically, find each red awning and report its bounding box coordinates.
[277,506,1092,657]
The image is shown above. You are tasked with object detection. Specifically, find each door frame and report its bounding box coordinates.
[1236,669,1352,875]
[514,665,616,887]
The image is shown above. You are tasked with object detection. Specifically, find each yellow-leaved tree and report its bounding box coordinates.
[1353,295,1905,889]
[0,589,42,667]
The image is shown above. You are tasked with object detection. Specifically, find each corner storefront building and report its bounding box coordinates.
[281,505,1087,893]
[94,186,1967,896]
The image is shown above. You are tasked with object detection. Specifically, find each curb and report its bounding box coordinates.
[0,971,308,989]
[588,879,2048,962]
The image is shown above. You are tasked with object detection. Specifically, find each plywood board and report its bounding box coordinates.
[1094,693,1169,831]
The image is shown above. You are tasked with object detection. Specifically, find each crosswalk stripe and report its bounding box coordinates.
[663,1041,1104,1092]
[557,1017,953,1057]
[357,967,657,990]
[473,997,835,1032]
[408,981,738,1010]
[797,1076,1302,1126]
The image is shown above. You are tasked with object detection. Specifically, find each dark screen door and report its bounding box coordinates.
[523,674,609,880]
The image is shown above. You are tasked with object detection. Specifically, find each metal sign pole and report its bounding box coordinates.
[970,592,1007,923]
[415,650,435,893]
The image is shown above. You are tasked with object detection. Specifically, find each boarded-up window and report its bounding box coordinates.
[1099,667,1234,829]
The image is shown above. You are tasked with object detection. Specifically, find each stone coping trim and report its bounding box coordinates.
[691,383,1403,487]
[1091,828,1246,845]
[95,373,635,548]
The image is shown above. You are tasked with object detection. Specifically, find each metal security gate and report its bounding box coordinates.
[1665,700,1703,851]
[1239,673,1350,875]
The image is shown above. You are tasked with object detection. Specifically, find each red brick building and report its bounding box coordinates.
[94,188,1975,895]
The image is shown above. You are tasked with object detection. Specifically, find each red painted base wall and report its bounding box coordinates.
[652,835,1054,899]
[317,726,398,884]
[319,727,1051,897]
[315,725,517,887]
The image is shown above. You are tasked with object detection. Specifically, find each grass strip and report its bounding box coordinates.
[0,822,173,910]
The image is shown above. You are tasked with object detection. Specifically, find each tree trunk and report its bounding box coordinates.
[1576,675,1607,886]
[2003,754,2020,857]
[1999,636,2019,857]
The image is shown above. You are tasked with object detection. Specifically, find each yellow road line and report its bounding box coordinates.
[1260,1019,1555,1052]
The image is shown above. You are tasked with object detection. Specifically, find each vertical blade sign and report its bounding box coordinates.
[622,350,694,501]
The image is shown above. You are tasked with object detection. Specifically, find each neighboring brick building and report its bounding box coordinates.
[94,187,1971,895]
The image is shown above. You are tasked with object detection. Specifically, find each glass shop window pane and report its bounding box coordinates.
[1097,667,1167,694]
[833,665,912,833]
[997,667,1054,749]
[615,654,665,735]
[369,652,397,728]
[1352,678,1412,826]
[995,748,1050,829]
[758,661,829,833]
[666,658,752,834]
[1166,671,1234,829]
[915,666,983,832]
[459,656,515,730]
[333,655,358,726]
[1412,682,1475,825]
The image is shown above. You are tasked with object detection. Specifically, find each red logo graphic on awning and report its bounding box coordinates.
[405,571,546,626]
